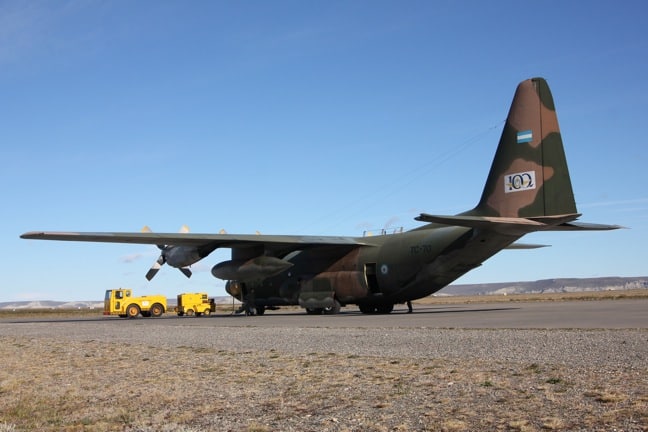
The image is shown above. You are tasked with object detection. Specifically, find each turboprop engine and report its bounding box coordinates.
[163,246,203,268]
[144,225,203,281]
[211,256,293,282]
[146,245,202,280]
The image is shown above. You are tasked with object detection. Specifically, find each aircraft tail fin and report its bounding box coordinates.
[471,77,577,219]
[416,77,622,234]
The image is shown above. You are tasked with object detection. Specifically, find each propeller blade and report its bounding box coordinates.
[146,263,161,281]
[146,255,165,281]
[142,226,191,280]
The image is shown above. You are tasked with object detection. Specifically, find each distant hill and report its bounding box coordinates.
[439,276,648,296]
[0,300,104,310]
[1,277,646,309]
[0,296,238,311]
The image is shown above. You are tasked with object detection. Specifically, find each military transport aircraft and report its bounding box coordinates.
[21,78,620,315]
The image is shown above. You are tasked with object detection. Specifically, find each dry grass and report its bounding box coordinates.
[417,288,648,305]
[0,336,646,431]
[0,304,245,320]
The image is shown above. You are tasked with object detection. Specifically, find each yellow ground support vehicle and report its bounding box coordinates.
[176,292,214,317]
[104,288,167,318]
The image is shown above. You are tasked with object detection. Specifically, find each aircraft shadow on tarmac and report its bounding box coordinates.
[1,305,519,324]
[213,305,520,318]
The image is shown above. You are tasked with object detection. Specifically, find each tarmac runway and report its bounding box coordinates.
[3,298,646,328]
[2,299,646,367]
[172,298,648,329]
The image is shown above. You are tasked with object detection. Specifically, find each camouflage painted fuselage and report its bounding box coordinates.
[225,78,610,313]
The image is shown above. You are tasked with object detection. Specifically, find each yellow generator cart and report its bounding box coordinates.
[176,292,214,317]
[104,288,167,318]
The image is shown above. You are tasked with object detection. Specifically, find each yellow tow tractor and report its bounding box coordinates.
[104,288,167,318]
[175,292,214,317]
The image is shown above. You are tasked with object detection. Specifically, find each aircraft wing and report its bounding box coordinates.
[20,231,368,254]
[21,230,371,281]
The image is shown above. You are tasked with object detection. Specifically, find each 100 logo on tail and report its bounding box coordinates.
[505,171,536,193]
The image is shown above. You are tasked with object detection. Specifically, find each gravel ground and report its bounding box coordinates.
[2,320,645,368]
[0,319,646,431]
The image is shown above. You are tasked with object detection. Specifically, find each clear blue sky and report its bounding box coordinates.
[2,1,646,302]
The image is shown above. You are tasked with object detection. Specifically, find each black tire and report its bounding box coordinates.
[150,303,164,318]
[323,299,341,315]
[126,304,140,318]
[358,304,376,314]
[376,304,394,314]
[255,306,266,316]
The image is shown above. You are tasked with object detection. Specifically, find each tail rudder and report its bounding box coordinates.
[473,77,577,218]
[416,77,621,233]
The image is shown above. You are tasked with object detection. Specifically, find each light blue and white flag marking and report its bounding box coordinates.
[517,130,533,144]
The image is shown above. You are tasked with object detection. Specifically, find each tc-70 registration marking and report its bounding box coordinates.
[410,244,433,255]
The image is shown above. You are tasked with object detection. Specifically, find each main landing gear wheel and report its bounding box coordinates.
[376,304,394,314]
[323,300,341,315]
[358,303,394,314]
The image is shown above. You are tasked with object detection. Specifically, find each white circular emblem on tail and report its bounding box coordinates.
[380,264,389,275]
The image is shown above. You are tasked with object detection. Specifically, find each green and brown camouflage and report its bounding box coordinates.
[21,78,621,315]
[473,77,577,219]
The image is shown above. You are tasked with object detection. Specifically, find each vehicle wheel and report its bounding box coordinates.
[186,309,195,317]
[255,306,266,316]
[150,303,164,318]
[126,304,140,318]
[177,312,184,317]
[202,309,211,317]
[323,299,341,315]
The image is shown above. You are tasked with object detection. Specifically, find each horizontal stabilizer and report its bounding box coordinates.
[415,213,622,235]
[505,243,550,249]
[543,222,625,231]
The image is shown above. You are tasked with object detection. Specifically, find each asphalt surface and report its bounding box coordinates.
[2,298,646,328]
[2,299,646,368]
[211,299,648,328]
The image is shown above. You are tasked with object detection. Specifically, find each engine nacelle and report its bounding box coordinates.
[164,246,203,268]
